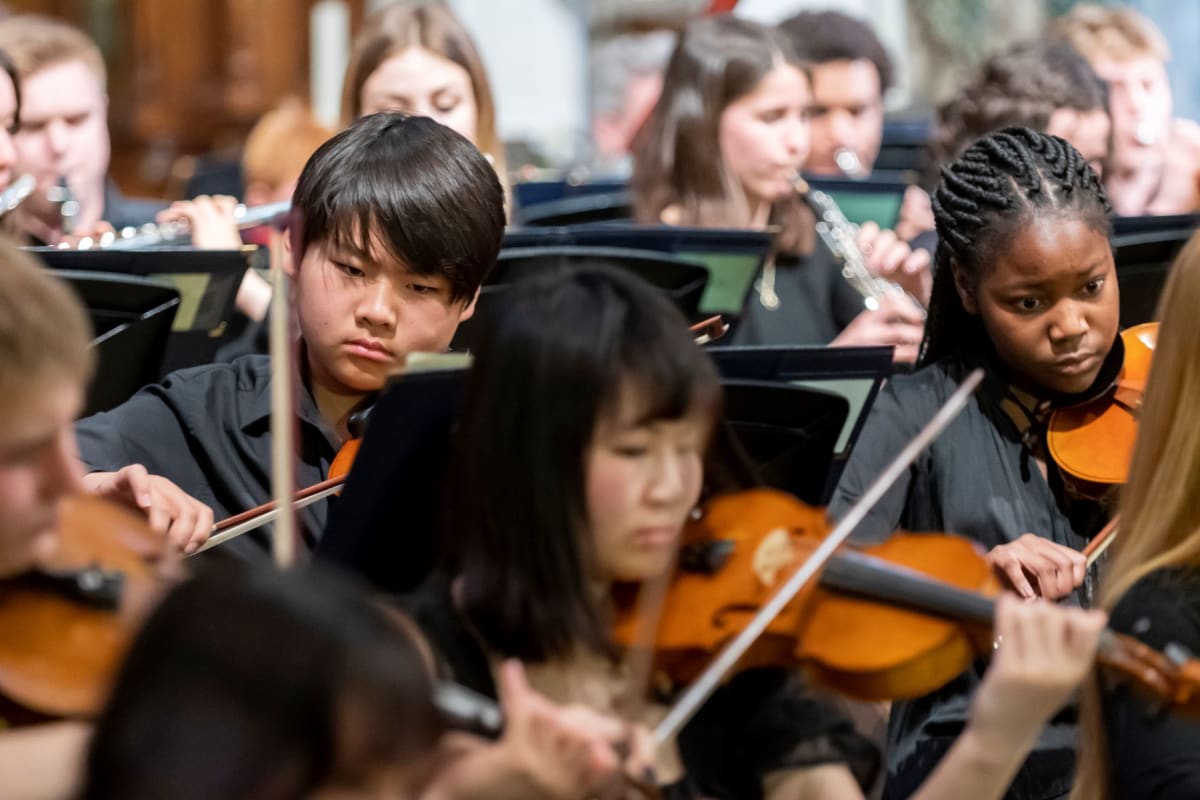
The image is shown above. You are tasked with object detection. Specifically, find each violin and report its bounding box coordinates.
[0,495,178,722]
[1047,322,1157,497]
[614,488,1200,729]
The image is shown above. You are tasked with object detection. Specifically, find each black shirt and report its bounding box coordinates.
[1105,567,1200,799]
[401,575,880,800]
[75,354,341,564]
[730,242,865,346]
[829,353,1107,800]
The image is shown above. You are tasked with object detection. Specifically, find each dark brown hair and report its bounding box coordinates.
[291,113,505,304]
[777,10,893,92]
[933,41,1109,171]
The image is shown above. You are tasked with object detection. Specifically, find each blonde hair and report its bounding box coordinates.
[241,100,333,193]
[0,238,94,396]
[1071,231,1200,799]
[0,14,106,87]
[341,2,504,180]
[1055,3,1169,64]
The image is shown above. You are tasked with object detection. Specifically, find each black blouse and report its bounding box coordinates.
[1104,567,1200,799]
[75,354,341,564]
[730,240,865,347]
[830,353,1108,800]
[399,575,880,800]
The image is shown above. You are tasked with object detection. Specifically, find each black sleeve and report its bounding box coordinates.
[76,383,194,475]
[828,377,923,543]
[1105,571,1200,799]
[74,372,229,516]
[678,668,879,799]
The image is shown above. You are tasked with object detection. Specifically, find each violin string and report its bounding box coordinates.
[653,368,985,745]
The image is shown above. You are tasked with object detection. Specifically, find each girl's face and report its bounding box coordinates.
[718,63,811,211]
[0,71,16,189]
[585,386,708,584]
[360,47,479,145]
[957,215,1119,396]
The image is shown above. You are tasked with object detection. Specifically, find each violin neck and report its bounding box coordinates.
[822,550,995,627]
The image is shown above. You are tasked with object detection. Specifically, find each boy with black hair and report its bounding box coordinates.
[76,113,507,563]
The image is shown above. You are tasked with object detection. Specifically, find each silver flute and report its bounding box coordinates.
[65,200,292,250]
[0,174,36,216]
[794,175,926,318]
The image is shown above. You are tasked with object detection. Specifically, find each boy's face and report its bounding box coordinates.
[0,376,85,579]
[290,238,477,396]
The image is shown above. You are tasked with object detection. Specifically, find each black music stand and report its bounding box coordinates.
[32,247,249,374]
[1112,217,1198,326]
[452,246,710,351]
[54,270,181,416]
[709,345,894,501]
[804,173,911,228]
[318,365,858,592]
[503,225,774,316]
[516,190,634,226]
[317,369,465,594]
[721,380,848,507]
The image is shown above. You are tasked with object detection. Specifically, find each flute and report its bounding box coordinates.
[0,174,36,216]
[794,175,926,318]
[64,200,292,250]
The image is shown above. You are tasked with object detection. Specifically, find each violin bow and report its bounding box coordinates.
[653,368,985,745]
[1083,516,1119,568]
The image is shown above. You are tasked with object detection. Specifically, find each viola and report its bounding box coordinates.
[613,488,1200,726]
[0,495,178,722]
[1047,322,1157,497]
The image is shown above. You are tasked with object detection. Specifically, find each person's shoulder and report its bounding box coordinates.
[159,354,271,390]
[1111,566,1200,652]
[877,356,966,411]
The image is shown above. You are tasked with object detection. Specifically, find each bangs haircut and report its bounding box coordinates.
[291,113,505,303]
[449,267,721,662]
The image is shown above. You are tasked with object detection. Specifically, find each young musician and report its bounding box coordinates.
[83,566,649,800]
[0,15,165,243]
[631,16,928,359]
[402,265,1107,800]
[75,113,507,563]
[832,127,1119,798]
[1071,232,1200,799]
[0,240,210,795]
[157,101,334,323]
[1055,4,1200,216]
[932,41,1110,178]
[342,2,505,184]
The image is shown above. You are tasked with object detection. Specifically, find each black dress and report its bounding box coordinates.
[830,352,1109,800]
[399,575,880,800]
[1104,567,1200,799]
[730,241,865,347]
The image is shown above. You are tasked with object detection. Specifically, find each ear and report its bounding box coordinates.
[458,287,480,323]
[282,232,297,278]
[952,264,978,314]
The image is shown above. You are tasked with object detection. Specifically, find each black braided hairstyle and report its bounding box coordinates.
[921,126,1112,366]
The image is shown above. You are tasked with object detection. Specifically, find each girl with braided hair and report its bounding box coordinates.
[831,126,1120,799]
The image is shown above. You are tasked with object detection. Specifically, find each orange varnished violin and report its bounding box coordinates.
[614,487,1200,742]
[0,495,179,723]
[1047,322,1157,497]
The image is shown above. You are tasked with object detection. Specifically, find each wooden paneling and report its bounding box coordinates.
[5,0,366,196]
